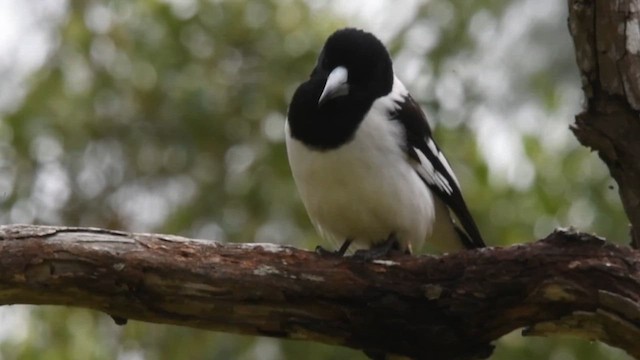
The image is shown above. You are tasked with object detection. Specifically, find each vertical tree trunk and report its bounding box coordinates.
[568,0,640,248]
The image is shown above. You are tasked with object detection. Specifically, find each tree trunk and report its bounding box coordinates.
[568,0,640,248]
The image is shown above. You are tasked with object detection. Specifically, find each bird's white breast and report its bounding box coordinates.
[285,96,435,251]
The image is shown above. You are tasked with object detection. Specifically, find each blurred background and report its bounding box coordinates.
[0,0,632,359]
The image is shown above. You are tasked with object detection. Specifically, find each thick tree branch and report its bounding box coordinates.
[568,0,640,247]
[1,225,640,359]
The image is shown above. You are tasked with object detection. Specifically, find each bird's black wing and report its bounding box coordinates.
[392,94,485,249]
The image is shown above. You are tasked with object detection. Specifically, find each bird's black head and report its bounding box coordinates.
[288,28,394,150]
[314,28,394,104]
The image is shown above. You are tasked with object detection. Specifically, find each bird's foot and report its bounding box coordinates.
[315,238,353,257]
[353,234,404,261]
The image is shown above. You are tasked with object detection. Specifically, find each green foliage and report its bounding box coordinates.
[0,0,631,359]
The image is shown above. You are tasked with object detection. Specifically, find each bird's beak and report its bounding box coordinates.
[318,66,349,106]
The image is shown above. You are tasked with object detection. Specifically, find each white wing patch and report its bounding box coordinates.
[413,147,454,195]
[427,138,460,189]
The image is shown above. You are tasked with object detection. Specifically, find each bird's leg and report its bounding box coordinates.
[315,238,353,257]
[353,233,402,261]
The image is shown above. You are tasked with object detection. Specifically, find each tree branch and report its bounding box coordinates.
[568,0,640,247]
[1,225,640,359]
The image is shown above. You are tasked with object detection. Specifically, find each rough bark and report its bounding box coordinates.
[1,225,640,359]
[568,0,640,248]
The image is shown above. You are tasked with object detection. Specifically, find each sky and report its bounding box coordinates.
[0,0,67,112]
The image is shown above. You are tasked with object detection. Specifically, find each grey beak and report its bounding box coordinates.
[318,66,349,106]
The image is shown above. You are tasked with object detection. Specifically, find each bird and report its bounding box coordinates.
[285,28,485,257]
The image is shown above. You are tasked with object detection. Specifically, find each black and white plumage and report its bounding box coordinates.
[286,28,485,254]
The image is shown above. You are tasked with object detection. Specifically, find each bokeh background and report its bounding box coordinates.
[0,0,632,359]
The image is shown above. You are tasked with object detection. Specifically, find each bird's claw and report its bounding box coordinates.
[315,245,341,257]
[352,234,405,261]
[315,238,353,257]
